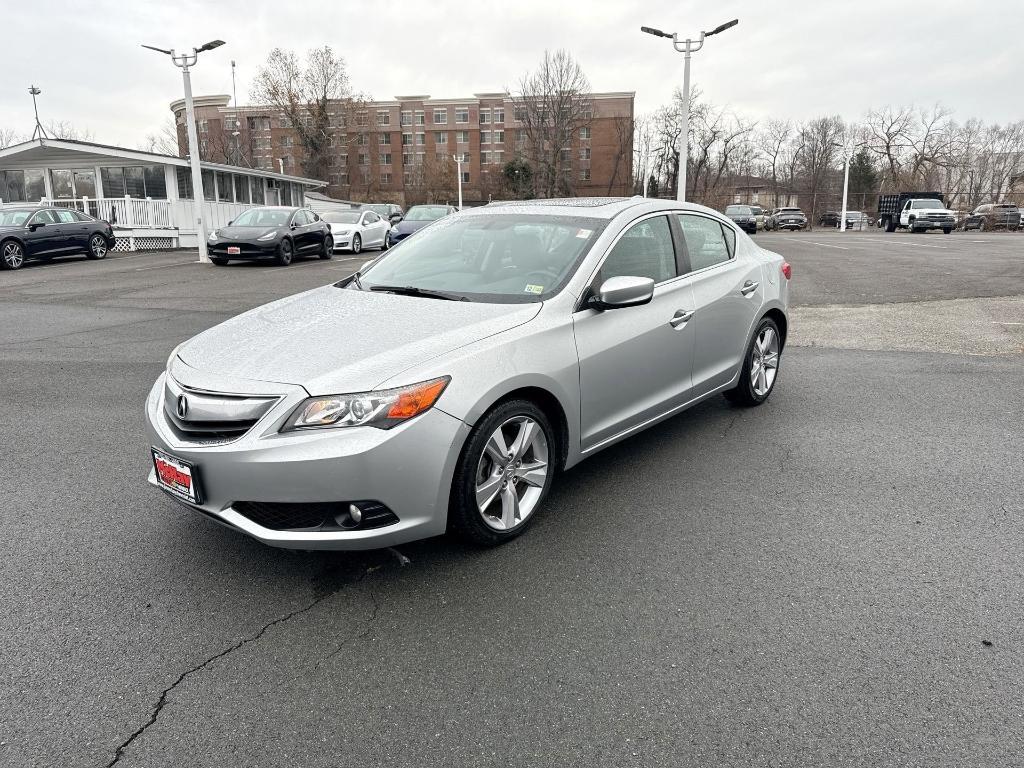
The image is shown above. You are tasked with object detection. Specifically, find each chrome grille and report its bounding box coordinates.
[163,377,280,445]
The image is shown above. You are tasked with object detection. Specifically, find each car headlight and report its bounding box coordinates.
[207,231,218,242]
[257,230,279,241]
[281,376,450,432]
[335,229,351,235]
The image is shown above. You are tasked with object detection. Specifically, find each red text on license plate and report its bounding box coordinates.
[227,246,241,254]
[153,452,196,502]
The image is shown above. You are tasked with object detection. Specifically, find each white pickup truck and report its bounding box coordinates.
[879,194,956,234]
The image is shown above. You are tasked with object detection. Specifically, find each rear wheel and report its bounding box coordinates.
[275,238,293,266]
[725,318,782,407]
[319,235,334,259]
[86,234,108,260]
[885,218,896,233]
[449,400,556,546]
[978,219,987,231]
[1,240,24,270]
[943,227,952,235]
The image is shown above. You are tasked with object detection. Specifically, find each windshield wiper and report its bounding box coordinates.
[368,285,468,301]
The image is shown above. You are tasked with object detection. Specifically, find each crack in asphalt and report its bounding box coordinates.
[312,590,381,674]
[106,567,377,767]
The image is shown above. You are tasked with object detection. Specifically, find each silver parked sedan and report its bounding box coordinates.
[146,197,791,549]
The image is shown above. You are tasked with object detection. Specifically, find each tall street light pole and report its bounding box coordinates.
[453,154,464,210]
[641,19,738,203]
[832,138,858,232]
[143,39,225,264]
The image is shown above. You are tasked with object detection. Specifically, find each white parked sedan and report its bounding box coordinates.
[321,209,390,254]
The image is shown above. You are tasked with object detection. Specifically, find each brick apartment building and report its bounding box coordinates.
[172,91,635,205]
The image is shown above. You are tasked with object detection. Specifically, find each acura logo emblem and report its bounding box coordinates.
[176,394,189,420]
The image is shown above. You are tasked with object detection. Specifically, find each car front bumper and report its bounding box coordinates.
[144,372,470,550]
[209,241,280,259]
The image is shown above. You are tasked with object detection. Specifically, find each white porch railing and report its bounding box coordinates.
[40,196,262,233]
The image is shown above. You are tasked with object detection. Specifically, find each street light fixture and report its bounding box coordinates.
[641,18,738,202]
[142,39,226,263]
[453,155,464,210]
[831,136,860,232]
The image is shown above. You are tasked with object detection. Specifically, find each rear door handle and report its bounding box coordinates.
[669,309,694,328]
[740,281,759,296]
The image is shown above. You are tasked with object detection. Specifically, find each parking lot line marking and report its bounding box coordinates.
[135,260,196,271]
[857,237,946,249]
[993,321,1024,325]
[800,240,848,250]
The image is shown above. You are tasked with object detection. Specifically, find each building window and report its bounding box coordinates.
[493,151,503,164]
[493,108,505,124]
[559,148,572,164]
[493,130,505,144]
[455,108,469,123]
[377,111,390,126]
[358,153,368,166]
[356,133,368,146]
[248,116,271,131]
[381,153,392,166]
[434,132,448,145]
[481,151,490,165]
[279,136,293,148]
[361,168,371,184]
[580,168,591,181]
[215,171,233,202]
[415,133,426,146]
[403,171,412,184]
[356,111,368,126]
[379,133,391,145]
[480,131,490,144]
[433,108,447,125]
[415,152,425,165]
[400,110,412,126]
[278,117,291,128]
[381,172,392,185]
[480,109,491,124]
[251,178,265,203]
[338,173,349,185]
[234,175,250,204]
[101,165,166,199]
[461,171,470,183]
[224,117,239,130]
[456,130,470,144]
[415,110,425,125]
[402,133,412,146]
[580,126,592,140]
[402,152,412,165]
[513,107,527,122]
[580,147,591,160]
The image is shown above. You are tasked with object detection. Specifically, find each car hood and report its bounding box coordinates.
[215,225,280,240]
[392,219,434,235]
[910,207,953,215]
[176,284,541,395]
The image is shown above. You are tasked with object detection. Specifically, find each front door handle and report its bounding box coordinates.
[740,281,759,296]
[669,309,694,328]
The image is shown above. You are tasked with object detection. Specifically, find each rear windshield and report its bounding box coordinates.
[322,211,361,224]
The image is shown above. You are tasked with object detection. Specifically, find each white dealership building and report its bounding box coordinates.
[0,138,325,251]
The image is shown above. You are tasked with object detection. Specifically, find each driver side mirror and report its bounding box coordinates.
[227,219,233,226]
[389,214,403,224]
[29,221,45,231]
[589,276,655,310]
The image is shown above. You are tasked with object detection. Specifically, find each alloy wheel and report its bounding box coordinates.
[475,415,549,531]
[3,241,24,269]
[750,326,780,397]
[90,236,107,258]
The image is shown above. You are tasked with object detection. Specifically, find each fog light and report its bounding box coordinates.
[348,503,363,524]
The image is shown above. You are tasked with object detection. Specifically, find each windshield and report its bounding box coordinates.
[322,211,361,224]
[232,208,291,227]
[726,206,752,214]
[354,213,606,303]
[405,205,449,222]
[0,209,32,226]
[911,200,942,209]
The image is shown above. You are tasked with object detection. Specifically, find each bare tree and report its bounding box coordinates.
[605,116,634,195]
[0,127,22,149]
[757,119,791,208]
[251,46,363,180]
[864,105,915,190]
[513,50,592,197]
[45,120,94,142]
[797,116,845,226]
[141,118,181,156]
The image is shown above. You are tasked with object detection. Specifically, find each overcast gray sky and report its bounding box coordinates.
[2,0,1019,147]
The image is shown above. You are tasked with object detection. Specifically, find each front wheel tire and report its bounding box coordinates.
[351,234,362,255]
[275,239,293,266]
[725,318,782,407]
[449,400,556,546]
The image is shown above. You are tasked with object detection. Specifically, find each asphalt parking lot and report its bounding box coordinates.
[1,230,1022,767]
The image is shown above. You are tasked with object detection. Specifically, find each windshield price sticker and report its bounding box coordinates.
[575,228,592,239]
[524,284,544,294]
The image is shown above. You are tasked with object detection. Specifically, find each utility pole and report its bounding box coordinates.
[453,154,464,210]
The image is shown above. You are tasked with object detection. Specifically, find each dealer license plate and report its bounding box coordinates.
[152,449,202,504]
[227,246,241,255]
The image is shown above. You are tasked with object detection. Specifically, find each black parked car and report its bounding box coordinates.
[0,206,115,270]
[207,206,333,266]
[386,204,457,247]
[724,204,757,234]
[818,211,840,227]
[963,203,1021,231]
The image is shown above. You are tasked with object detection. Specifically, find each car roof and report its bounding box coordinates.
[479,196,730,221]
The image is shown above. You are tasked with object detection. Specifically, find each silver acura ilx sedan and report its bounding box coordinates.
[145,197,790,549]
